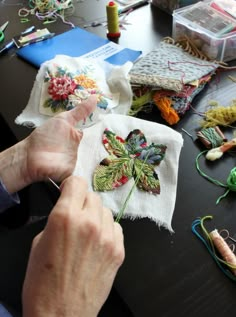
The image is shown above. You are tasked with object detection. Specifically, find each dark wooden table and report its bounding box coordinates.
[1,1,236,316]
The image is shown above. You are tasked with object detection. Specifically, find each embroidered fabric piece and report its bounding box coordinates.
[74,114,183,232]
[129,42,218,92]
[40,65,110,114]
[15,55,133,128]
[39,57,117,116]
[93,129,167,194]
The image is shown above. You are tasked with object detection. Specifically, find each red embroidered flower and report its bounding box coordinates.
[48,75,77,101]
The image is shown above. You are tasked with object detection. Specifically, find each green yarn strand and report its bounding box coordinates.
[196,151,236,204]
[195,151,226,188]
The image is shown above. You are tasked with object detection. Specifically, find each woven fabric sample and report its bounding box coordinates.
[129,42,218,92]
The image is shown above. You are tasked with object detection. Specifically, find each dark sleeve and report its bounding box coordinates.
[0,179,20,213]
[0,304,13,317]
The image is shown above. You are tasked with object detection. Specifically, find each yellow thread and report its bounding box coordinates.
[106,1,120,37]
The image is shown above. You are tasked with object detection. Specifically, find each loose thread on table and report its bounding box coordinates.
[195,150,236,204]
[181,128,194,140]
[18,0,75,26]
[192,216,236,282]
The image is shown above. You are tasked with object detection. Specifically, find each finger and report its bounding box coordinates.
[63,95,97,126]
[83,191,103,213]
[31,231,44,250]
[113,222,125,267]
[101,206,116,238]
[57,176,89,213]
[78,192,103,237]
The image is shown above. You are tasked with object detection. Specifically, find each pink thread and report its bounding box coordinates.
[167,60,217,86]
[210,229,236,275]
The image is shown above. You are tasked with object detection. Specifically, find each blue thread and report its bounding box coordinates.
[191,218,236,282]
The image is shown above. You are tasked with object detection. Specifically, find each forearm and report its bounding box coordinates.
[0,139,30,194]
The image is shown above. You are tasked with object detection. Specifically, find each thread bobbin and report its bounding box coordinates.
[106,1,121,39]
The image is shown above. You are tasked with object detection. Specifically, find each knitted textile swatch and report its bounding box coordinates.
[74,114,183,232]
[129,42,218,92]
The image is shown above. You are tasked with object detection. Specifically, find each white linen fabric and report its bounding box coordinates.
[74,114,183,232]
[15,55,133,128]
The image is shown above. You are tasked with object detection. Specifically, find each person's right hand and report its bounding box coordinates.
[22,176,125,317]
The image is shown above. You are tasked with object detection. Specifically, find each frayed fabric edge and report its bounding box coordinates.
[113,211,174,234]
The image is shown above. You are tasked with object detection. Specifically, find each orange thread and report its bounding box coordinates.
[153,95,180,125]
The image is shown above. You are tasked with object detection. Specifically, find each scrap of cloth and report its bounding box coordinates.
[73,114,183,232]
[129,42,218,92]
[15,55,133,128]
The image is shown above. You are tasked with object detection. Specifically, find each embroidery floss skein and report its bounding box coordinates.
[196,126,227,149]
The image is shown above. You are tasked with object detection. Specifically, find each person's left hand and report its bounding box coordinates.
[23,95,97,185]
[0,95,96,194]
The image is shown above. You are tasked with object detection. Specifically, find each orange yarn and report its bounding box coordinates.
[153,95,180,125]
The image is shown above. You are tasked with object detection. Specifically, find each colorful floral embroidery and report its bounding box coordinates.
[43,65,109,112]
[93,129,167,194]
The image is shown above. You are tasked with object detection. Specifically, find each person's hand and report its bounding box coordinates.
[22,176,125,317]
[0,96,96,194]
[24,95,97,184]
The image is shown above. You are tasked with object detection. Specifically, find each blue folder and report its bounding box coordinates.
[16,27,142,68]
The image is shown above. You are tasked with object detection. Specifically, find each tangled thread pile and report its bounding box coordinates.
[19,0,75,26]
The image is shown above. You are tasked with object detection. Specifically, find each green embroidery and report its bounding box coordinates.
[93,129,167,194]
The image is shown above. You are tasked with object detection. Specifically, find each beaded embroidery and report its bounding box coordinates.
[93,129,167,194]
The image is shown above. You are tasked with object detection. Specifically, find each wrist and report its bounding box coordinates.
[0,138,31,193]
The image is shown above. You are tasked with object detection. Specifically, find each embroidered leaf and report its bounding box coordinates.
[138,144,167,165]
[125,129,147,154]
[133,159,160,194]
[93,157,133,191]
[103,129,128,157]
[93,129,167,194]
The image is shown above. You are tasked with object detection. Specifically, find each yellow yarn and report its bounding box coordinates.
[201,100,236,128]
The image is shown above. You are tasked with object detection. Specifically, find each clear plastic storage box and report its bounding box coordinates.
[172,1,236,62]
[151,0,199,14]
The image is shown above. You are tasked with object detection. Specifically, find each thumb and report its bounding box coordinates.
[63,95,97,126]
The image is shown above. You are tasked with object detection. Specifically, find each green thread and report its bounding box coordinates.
[196,150,236,204]
[200,127,224,148]
[115,152,150,223]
